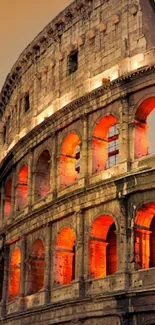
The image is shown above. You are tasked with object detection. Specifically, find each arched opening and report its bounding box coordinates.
[60,132,81,187]
[54,228,76,286]
[3,179,12,220]
[89,215,117,278]
[92,115,119,173]
[134,203,155,269]
[134,97,155,158]
[34,150,51,201]
[8,248,21,301]
[16,165,28,211]
[27,239,45,295]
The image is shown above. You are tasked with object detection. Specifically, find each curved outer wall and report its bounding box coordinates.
[0,0,155,325]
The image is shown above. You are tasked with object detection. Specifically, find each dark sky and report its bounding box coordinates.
[0,0,72,91]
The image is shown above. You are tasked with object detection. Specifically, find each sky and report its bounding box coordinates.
[0,0,154,151]
[0,0,72,91]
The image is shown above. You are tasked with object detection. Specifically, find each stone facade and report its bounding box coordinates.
[0,0,155,324]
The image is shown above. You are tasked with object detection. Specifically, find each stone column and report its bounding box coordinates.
[87,138,93,177]
[0,183,4,228]
[80,114,88,181]
[89,239,108,278]
[135,228,151,269]
[0,242,9,317]
[75,210,85,296]
[19,236,26,310]
[16,96,21,135]
[44,225,51,303]
[119,96,130,167]
[50,133,57,198]
[27,151,33,211]
[0,122,4,151]
[117,198,129,273]
[10,168,16,220]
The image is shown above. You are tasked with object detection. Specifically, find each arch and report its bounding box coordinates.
[54,228,76,286]
[60,132,81,187]
[89,215,117,278]
[27,239,45,295]
[16,165,28,211]
[34,150,51,201]
[92,115,119,173]
[134,202,155,270]
[8,248,21,301]
[3,179,12,220]
[134,97,155,158]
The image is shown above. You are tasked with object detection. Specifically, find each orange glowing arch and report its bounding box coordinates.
[8,248,21,301]
[16,165,28,211]
[134,97,155,158]
[92,115,118,173]
[27,239,45,295]
[34,150,51,201]
[4,179,12,220]
[134,202,155,270]
[89,215,117,278]
[60,132,80,186]
[54,228,76,285]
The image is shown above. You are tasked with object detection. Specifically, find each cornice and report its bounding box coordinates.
[0,0,110,118]
[0,63,155,176]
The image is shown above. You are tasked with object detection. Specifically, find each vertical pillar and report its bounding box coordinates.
[19,235,26,310]
[0,183,4,228]
[89,239,108,278]
[10,167,16,220]
[118,197,129,273]
[119,96,130,166]
[87,136,93,177]
[0,242,9,317]
[0,122,4,156]
[50,133,57,197]
[33,69,41,118]
[135,228,151,269]
[28,151,33,211]
[75,210,85,296]
[16,96,21,136]
[80,114,88,181]
[44,225,51,303]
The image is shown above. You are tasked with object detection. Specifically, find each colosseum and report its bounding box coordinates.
[1,0,155,324]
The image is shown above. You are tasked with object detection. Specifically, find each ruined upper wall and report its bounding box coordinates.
[1,0,155,162]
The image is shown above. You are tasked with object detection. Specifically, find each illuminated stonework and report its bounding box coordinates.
[1,0,155,324]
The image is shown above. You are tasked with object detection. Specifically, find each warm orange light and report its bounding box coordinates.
[92,115,118,173]
[60,132,80,186]
[8,248,21,301]
[135,97,155,158]
[89,215,117,278]
[134,203,155,270]
[4,179,12,220]
[54,228,76,286]
[16,165,28,211]
[27,239,45,295]
[34,150,51,201]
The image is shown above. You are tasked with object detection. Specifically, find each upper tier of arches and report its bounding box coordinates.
[1,95,155,222]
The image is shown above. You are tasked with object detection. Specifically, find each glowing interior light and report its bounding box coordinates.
[54,228,76,286]
[8,248,21,301]
[134,203,155,270]
[134,97,155,158]
[89,215,117,279]
[60,132,80,187]
[130,53,144,71]
[110,71,119,81]
[27,239,45,295]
